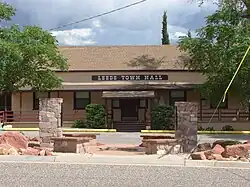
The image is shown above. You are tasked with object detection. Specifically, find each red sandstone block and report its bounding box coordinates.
[212,144,225,154]
[222,144,250,158]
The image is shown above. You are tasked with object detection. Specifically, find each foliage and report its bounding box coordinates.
[187,30,192,38]
[0,2,15,21]
[85,104,106,129]
[151,105,174,130]
[0,3,68,93]
[72,120,85,128]
[179,1,250,105]
[198,126,215,131]
[221,125,234,131]
[161,11,170,45]
[212,140,241,148]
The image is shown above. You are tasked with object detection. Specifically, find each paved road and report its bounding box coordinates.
[0,162,249,187]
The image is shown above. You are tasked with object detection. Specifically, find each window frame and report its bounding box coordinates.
[169,90,187,106]
[33,92,50,110]
[73,91,91,110]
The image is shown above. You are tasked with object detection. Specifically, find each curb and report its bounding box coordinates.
[0,128,117,133]
[141,130,250,134]
[185,160,250,168]
[63,128,116,133]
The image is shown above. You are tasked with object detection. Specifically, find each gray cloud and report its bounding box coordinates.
[4,0,216,45]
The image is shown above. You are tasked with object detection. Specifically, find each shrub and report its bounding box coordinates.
[221,125,234,131]
[85,104,106,129]
[197,126,214,131]
[72,120,85,128]
[151,105,174,130]
[212,140,241,148]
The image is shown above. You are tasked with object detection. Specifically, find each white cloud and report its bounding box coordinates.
[51,28,96,45]
[92,20,101,28]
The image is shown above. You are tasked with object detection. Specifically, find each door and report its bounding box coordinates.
[120,99,139,121]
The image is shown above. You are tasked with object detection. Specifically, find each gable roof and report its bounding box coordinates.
[58,45,186,71]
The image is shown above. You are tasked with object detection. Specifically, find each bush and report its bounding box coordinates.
[72,120,85,128]
[198,126,215,131]
[151,105,174,130]
[221,125,234,131]
[85,104,106,129]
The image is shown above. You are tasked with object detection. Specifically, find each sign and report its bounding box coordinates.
[92,75,168,81]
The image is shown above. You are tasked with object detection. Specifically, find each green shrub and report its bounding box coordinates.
[85,104,106,129]
[197,126,214,131]
[212,140,241,148]
[72,120,85,128]
[151,105,174,130]
[221,125,234,131]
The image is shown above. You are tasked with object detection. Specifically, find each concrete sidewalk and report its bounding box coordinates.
[0,154,250,168]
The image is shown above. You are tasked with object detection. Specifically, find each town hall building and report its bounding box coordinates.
[0,45,249,131]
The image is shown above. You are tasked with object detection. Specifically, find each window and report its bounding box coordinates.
[169,90,186,106]
[0,93,12,110]
[33,92,50,110]
[73,91,90,110]
[210,95,228,109]
[112,99,120,108]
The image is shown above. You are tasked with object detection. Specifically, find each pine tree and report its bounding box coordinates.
[187,30,192,38]
[161,11,170,45]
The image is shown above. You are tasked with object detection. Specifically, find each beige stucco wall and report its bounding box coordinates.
[11,91,105,123]
[56,71,206,84]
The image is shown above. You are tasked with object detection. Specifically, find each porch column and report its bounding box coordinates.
[19,92,22,121]
[145,98,152,130]
[106,99,113,128]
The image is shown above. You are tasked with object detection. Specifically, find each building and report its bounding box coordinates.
[0,45,249,131]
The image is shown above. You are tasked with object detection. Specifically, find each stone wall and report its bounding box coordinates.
[175,102,198,152]
[39,98,63,148]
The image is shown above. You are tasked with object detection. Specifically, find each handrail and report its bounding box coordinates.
[0,108,249,123]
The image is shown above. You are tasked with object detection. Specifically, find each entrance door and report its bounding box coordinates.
[120,99,139,121]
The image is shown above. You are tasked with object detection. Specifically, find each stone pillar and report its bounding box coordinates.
[175,102,198,153]
[39,98,63,148]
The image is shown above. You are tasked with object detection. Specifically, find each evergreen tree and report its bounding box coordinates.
[161,11,170,45]
[187,30,192,38]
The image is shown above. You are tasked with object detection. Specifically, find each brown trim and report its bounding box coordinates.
[33,91,51,110]
[73,91,91,110]
[21,87,196,92]
[169,90,187,106]
[55,69,201,73]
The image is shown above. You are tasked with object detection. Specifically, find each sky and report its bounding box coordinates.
[3,0,217,46]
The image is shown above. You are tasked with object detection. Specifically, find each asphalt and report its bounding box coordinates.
[0,161,249,187]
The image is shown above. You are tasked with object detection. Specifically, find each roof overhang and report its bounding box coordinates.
[102,91,155,98]
[19,81,199,91]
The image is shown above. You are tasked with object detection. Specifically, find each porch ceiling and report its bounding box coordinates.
[102,91,155,98]
[19,82,198,91]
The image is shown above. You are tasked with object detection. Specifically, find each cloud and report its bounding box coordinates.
[4,0,217,45]
[51,28,96,45]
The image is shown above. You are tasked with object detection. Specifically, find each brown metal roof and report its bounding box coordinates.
[58,45,186,71]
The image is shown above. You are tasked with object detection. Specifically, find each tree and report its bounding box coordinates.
[0,2,15,21]
[178,1,250,105]
[191,0,249,17]
[187,30,192,38]
[0,3,68,95]
[161,11,170,45]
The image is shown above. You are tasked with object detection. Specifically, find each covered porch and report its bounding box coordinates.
[102,91,155,132]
